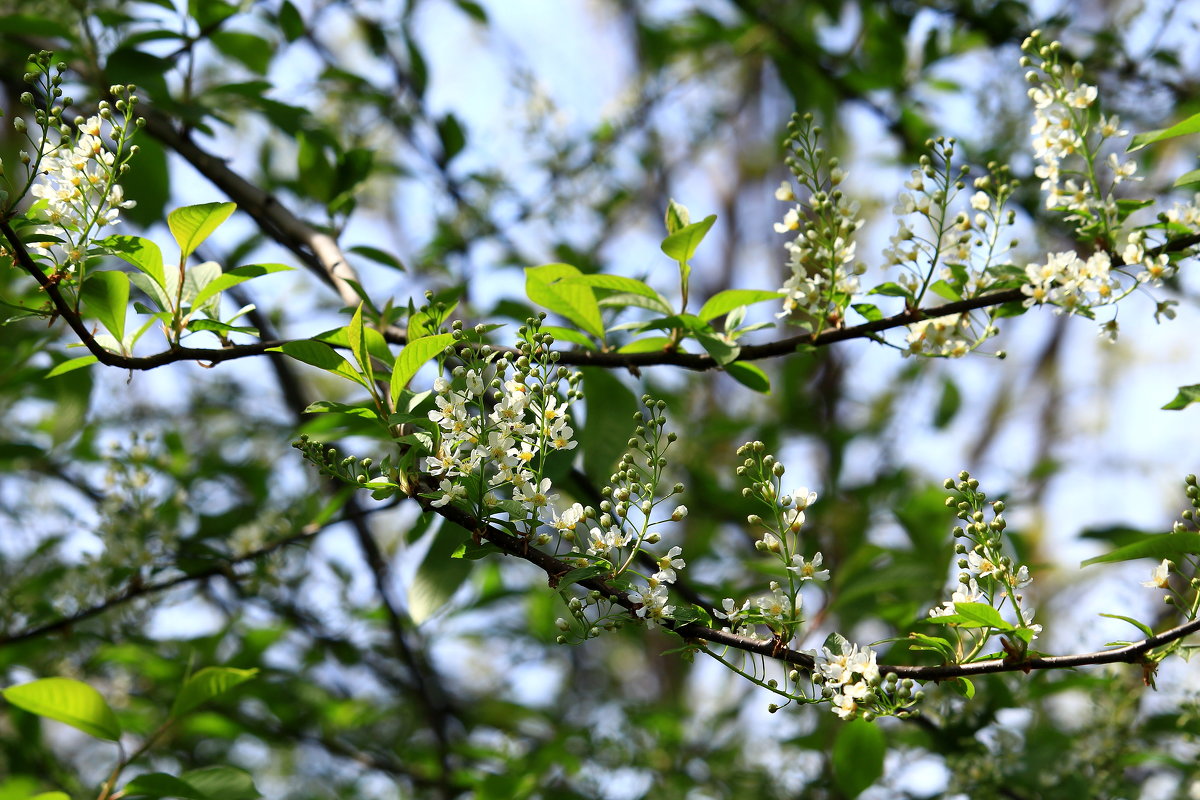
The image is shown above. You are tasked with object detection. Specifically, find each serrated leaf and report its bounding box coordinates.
[1081,531,1200,567]
[1,678,121,741]
[171,667,258,719]
[80,271,130,344]
[697,289,783,322]
[168,202,236,259]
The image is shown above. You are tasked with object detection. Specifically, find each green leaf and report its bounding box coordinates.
[210,31,273,75]
[694,332,740,366]
[348,245,406,271]
[1129,111,1200,152]
[181,261,223,315]
[541,325,595,350]
[928,279,961,301]
[616,336,673,353]
[660,214,716,263]
[868,282,913,299]
[664,198,690,235]
[524,264,605,340]
[168,202,237,259]
[1,677,121,741]
[170,667,258,719]
[122,773,210,800]
[436,113,466,163]
[390,333,456,405]
[1099,613,1155,638]
[1163,384,1200,410]
[697,289,784,322]
[1174,168,1200,189]
[46,355,98,378]
[190,263,292,310]
[178,767,260,800]
[81,271,130,344]
[296,132,334,203]
[277,0,305,41]
[453,0,488,21]
[99,235,166,288]
[933,376,960,429]
[562,274,672,313]
[557,564,611,586]
[268,340,368,388]
[128,272,173,313]
[956,677,975,699]
[726,362,770,393]
[851,302,883,322]
[1081,531,1200,567]
[346,302,374,386]
[581,367,637,479]
[929,601,1014,630]
[409,521,472,624]
[832,718,884,797]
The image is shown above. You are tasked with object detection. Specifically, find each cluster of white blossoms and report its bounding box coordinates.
[774,113,868,329]
[904,312,987,358]
[816,643,882,720]
[1020,250,1122,313]
[28,95,140,270]
[422,325,581,534]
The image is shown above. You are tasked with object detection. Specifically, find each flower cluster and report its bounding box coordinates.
[774,112,867,331]
[714,442,827,642]
[19,72,141,273]
[1021,31,1135,237]
[930,472,1041,654]
[423,318,581,534]
[812,636,923,721]
[905,312,993,358]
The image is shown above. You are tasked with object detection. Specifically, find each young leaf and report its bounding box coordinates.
[268,340,369,388]
[1163,384,1200,410]
[46,355,98,378]
[390,332,456,405]
[1099,613,1155,638]
[832,718,885,797]
[99,234,166,288]
[524,264,605,340]
[664,198,690,234]
[696,289,784,322]
[1129,111,1200,152]
[190,263,292,310]
[660,214,717,264]
[346,302,374,386]
[1081,531,1200,567]
[1,677,122,741]
[80,271,130,344]
[168,202,237,259]
[170,666,258,719]
[694,332,740,366]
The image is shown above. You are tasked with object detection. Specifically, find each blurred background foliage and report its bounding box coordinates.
[1,0,1200,798]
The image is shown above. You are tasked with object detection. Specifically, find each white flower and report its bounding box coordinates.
[775,180,795,202]
[967,550,1003,578]
[787,552,830,581]
[514,477,556,510]
[430,479,467,508]
[1142,559,1172,589]
[970,191,991,211]
[774,207,801,234]
[654,546,686,583]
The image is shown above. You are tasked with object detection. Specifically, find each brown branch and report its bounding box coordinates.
[423,485,1200,682]
[0,505,384,649]
[137,107,367,311]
